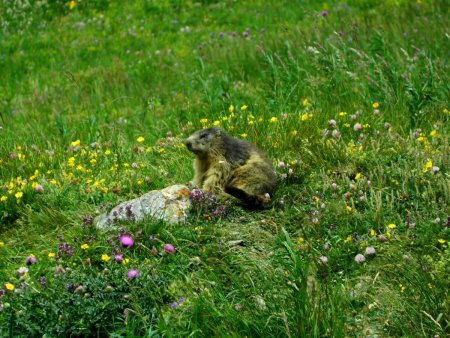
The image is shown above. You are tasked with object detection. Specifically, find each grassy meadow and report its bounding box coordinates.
[0,0,449,336]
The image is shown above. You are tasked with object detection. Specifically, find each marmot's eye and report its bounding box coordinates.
[199,133,207,139]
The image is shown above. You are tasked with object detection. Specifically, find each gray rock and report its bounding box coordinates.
[96,184,191,229]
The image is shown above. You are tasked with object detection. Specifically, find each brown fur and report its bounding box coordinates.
[184,127,277,208]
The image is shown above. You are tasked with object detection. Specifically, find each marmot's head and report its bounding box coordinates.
[184,127,225,156]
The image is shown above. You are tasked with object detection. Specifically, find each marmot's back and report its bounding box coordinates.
[185,127,277,208]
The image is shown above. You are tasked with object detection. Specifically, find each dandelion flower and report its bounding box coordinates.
[372,102,379,108]
[80,244,89,250]
[387,223,396,229]
[430,130,437,137]
[228,105,234,113]
[137,137,145,143]
[5,283,14,291]
[69,0,76,10]
[269,117,278,123]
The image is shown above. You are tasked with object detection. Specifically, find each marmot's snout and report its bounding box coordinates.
[184,139,193,152]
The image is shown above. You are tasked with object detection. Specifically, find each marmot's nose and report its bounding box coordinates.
[184,140,192,150]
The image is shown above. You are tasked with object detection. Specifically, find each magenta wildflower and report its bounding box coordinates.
[164,243,175,254]
[321,10,328,17]
[25,255,37,265]
[114,254,123,263]
[127,269,139,279]
[353,123,362,132]
[120,235,134,247]
[35,184,44,193]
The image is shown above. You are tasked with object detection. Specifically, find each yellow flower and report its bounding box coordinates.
[300,113,310,121]
[228,105,234,113]
[199,118,208,124]
[302,98,309,107]
[137,136,145,143]
[355,173,361,180]
[339,112,347,116]
[0,241,4,246]
[102,187,108,193]
[438,239,446,244]
[81,244,90,250]
[90,159,97,165]
[104,149,111,155]
[399,283,405,293]
[240,133,248,138]
[423,159,433,173]
[69,0,76,10]
[429,130,437,137]
[346,206,352,212]
[372,102,379,108]
[71,139,80,147]
[296,237,305,244]
[240,105,248,111]
[269,117,278,123]
[48,252,56,258]
[67,157,75,167]
[344,235,352,243]
[443,108,449,114]
[370,229,376,236]
[1,196,7,202]
[5,283,14,291]
[101,254,111,262]
[15,191,23,199]
[248,120,254,125]
[387,223,396,229]
[291,130,298,136]
[344,123,350,128]
[123,258,130,265]
[213,120,220,126]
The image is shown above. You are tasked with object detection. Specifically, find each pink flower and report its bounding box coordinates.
[127,269,139,279]
[365,247,376,256]
[319,256,328,264]
[35,184,44,193]
[25,255,37,265]
[354,254,365,264]
[353,123,362,132]
[114,254,123,263]
[120,235,134,247]
[163,243,175,254]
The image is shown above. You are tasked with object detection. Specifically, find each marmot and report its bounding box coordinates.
[184,127,277,208]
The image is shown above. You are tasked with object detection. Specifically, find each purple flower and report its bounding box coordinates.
[127,269,139,279]
[328,119,337,127]
[321,10,328,17]
[353,123,362,132]
[163,243,175,254]
[277,162,286,168]
[354,254,366,264]
[39,276,46,286]
[35,184,44,193]
[242,31,249,38]
[25,255,37,265]
[365,247,376,256]
[115,254,123,263]
[178,297,185,303]
[338,31,345,36]
[170,302,177,308]
[332,129,341,139]
[120,235,134,247]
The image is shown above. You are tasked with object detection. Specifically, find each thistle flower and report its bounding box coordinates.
[120,235,134,247]
[127,269,139,279]
[25,255,37,265]
[164,243,175,254]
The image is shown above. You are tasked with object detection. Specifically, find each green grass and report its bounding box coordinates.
[0,0,449,336]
